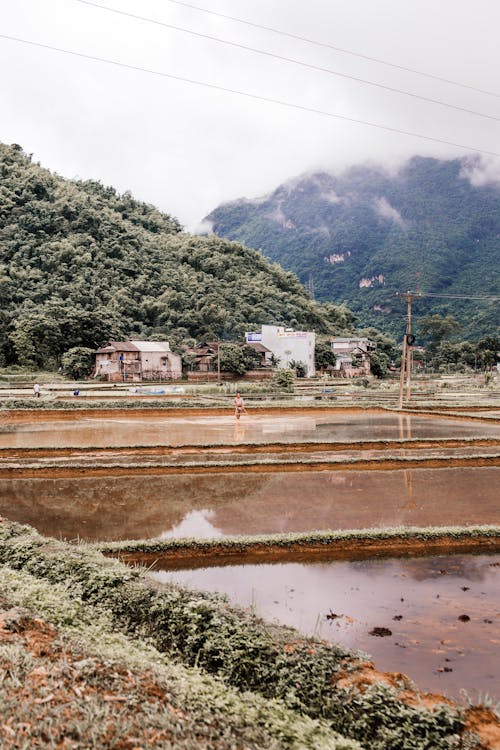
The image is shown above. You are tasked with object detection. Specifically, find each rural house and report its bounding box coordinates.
[94,340,182,382]
[329,337,374,376]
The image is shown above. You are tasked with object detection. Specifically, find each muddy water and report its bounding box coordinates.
[1,466,498,541]
[151,553,500,699]
[0,411,498,448]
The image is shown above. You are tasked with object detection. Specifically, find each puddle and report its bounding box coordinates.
[0,411,498,448]
[150,553,500,699]
[0,466,498,541]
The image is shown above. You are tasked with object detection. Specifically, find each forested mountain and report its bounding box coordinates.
[0,143,354,368]
[205,157,500,339]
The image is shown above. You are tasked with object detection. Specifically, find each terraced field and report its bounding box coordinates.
[0,398,499,747]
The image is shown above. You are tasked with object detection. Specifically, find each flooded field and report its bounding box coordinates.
[152,552,500,699]
[0,409,499,449]
[1,466,498,541]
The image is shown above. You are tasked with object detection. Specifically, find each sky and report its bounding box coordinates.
[2,0,500,231]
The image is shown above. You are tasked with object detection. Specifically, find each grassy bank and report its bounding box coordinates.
[1,518,497,749]
[97,524,500,560]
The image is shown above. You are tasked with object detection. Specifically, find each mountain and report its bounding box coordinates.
[0,143,354,368]
[205,157,500,340]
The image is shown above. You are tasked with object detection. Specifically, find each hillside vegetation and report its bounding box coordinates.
[0,143,353,368]
[205,157,500,340]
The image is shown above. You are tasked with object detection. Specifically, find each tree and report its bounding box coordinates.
[314,340,336,370]
[241,344,262,371]
[288,359,307,377]
[219,344,247,376]
[10,314,63,368]
[417,314,460,351]
[61,347,94,379]
[369,350,390,378]
[273,368,295,392]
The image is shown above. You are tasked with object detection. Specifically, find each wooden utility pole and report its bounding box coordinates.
[397,291,415,409]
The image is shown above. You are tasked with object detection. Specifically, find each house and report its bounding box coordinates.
[94,340,182,382]
[182,342,220,373]
[246,325,316,377]
[244,341,273,368]
[329,337,374,376]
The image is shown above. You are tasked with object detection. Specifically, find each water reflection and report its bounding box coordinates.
[0,411,498,449]
[151,553,500,699]
[0,467,498,541]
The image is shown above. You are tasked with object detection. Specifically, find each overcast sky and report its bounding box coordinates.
[2,0,500,230]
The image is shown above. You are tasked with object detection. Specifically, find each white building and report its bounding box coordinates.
[245,325,316,377]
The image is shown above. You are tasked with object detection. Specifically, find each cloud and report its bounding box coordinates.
[2,0,500,231]
[374,197,407,227]
[460,157,500,187]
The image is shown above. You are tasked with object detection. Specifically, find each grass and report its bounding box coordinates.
[96,524,500,557]
[1,566,357,750]
[0,518,492,750]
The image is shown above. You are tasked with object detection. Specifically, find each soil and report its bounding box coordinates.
[111,533,500,569]
[1,454,499,479]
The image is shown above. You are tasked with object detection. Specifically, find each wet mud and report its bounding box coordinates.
[0,409,498,450]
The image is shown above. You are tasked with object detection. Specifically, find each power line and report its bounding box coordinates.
[2,32,500,158]
[395,291,499,301]
[160,0,500,100]
[75,0,500,124]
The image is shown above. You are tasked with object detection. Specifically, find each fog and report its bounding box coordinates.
[2,0,499,229]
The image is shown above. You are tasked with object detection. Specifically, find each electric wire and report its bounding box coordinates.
[158,0,500,100]
[395,292,499,301]
[2,33,499,158]
[75,0,500,124]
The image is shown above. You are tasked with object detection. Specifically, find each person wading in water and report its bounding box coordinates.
[234,392,246,419]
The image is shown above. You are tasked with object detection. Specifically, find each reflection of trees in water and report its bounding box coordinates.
[348,554,496,583]
[0,474,267,541]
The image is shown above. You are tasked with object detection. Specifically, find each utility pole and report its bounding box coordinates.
[397,291,416,409]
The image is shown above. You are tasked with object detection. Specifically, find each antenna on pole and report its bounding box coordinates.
[396,291,418,409]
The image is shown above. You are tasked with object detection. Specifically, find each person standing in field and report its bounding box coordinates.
[33,383,41,398]
[234,392,245,419]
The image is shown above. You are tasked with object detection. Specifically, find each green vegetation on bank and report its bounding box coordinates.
[0,143,354,370]
[0,566,358,750]
[0,519,488,749]
[97,525,500,557]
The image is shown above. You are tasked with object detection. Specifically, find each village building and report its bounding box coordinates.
[182,342,220,373]
[329,336,374,377]
[245,324,316,377]
[94,340,182,382]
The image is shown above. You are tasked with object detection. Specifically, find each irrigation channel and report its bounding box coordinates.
[0,405,499,701]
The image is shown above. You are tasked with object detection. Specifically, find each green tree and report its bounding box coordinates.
[10,314,62,368]
[314,340,336,370]
[417,314,460,351]
[369,350,390,378]
[241,344,262,371]
[273,369,295,392]
[288,359,307,377]
[61,347,94,379]
[219,344,247,376]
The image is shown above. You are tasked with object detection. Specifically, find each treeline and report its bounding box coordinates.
[0,143,355,369]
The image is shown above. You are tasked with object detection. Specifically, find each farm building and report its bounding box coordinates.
[329,337,374,376]
[94,340,182,382]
